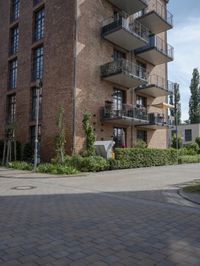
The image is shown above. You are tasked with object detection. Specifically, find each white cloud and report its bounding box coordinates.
[168,17,200,121]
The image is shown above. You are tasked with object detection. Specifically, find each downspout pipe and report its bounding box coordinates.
[72,0,78,155]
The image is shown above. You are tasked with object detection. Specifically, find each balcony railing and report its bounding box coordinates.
[102,16,149,45]
[149,75,174,93]
[101,103,149,123]
[149,35,174,58]
[101,59,148,81]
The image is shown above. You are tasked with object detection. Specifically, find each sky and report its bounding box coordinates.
[168,0,200,122]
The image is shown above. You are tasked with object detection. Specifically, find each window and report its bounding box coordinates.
[137,130,147,143]
[33,0,42,6]
[113,128,126,148]
[136,95,147,108]
[113,49,126,60]
[9,59,18,90]
[7,94,16,124]
[32,46,44,80]
[185,129,192,142]
[31,87,42,121]
[34,8,45,41]
[11,0,20,22]
[113,89,126,111]
[10,26,19,55]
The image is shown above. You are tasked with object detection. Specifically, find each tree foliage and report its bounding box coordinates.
[170,83,181,125]
[56,107,66,163]
[189,68,200,123]
[82,112,96,156]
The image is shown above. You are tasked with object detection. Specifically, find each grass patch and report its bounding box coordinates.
[183,183,200,194]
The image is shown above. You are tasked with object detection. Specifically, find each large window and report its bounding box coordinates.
[7,94,16,124]
[32,46,44,80]
[9,59,18,90]
[137,130,147,143]
[10,26,19,55]
[34,8,45,41]
[113,89,126,111]
[185,129,192,142]
[31,87,42,121]
[136,95,147,108]
[11,0,20,22]
[113,127,126,148]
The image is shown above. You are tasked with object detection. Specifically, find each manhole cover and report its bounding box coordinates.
[11,186,36,190]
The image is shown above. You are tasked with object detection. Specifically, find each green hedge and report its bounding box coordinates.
[178,155,200,164]
[111,148,177,169]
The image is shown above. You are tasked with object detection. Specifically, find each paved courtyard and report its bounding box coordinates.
[0,164,200,266]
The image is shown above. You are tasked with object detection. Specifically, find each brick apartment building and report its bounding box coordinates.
[0,0,174,161]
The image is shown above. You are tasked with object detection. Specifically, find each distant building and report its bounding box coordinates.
[169,124,200,145]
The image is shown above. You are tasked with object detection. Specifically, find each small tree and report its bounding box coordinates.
[55,107,66,163]
[82,112,96,156]
[170,83,181,125]
[171,134,182,149]
[195,137,200,149]
[189,68,200,123]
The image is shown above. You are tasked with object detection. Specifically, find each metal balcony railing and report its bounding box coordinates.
[149,35,174,59]
[148,112,166,125]
[101,58,148,81]
[102,103,149,121]
[134,0,173,26]
[102,16,149,43]
[148,75,174,93]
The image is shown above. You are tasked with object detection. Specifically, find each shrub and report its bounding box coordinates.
[179,143,199,156]
[171,134,182,149]
[70,155,109,172]
[112,148,177,169]
[37,163,78,175]
[178,155,200,164]
[8,161,33,171]
[195,137,200,149]
[134,140,147,149]
[82,113,96,156]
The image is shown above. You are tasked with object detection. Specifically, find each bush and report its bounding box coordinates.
[111,148,177,169]
[134,140,147,149]
[171,134,182,149]
[70,155,109,172]
[179,143,199,156]
[37,163,78,175]
[178,155,200,164]
[8,161,33,171]
[195,137,200,149]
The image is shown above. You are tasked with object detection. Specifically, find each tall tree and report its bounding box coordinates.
[189,68,200,123]
[169,83,181,125]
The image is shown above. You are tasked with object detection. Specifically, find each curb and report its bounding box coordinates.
[178,189,200,206]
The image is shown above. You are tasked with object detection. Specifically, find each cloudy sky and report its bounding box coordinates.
[168,0,200,122]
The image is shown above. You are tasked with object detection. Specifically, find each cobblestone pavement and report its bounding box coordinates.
[0,164,200,266]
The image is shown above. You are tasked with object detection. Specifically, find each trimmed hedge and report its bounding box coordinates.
[110,148,177,169]
[178,155,200,164]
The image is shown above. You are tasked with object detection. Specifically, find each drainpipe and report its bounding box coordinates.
[72,0,78,155]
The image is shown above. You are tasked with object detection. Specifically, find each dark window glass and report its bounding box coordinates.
[113,49,126,60]
[113,89,126,110]
[9,59,18,90]
[33,0,42,6]
[185,129,192,142]
[137,130,147,143]
[11,0,20,22]
[10,26,19,55]
[7,94,16,124]
[32,46,44,80]
[31,87,42,121]
[34,8,45,41]
[113,128,126,148]
[136,95,147,108]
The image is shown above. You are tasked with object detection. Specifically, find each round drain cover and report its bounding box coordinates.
[11,186,36,190]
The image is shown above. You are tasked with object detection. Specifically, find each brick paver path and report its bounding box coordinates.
[0,164,200,265]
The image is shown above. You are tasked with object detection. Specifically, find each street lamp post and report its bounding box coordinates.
[33,79,42,172]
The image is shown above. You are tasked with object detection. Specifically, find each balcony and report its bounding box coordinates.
[137,113,168,129]
[102,17,149,51]
[135,0,173,34]
[101,59,148,88]
[101,103,149,126]
[135,75,174,98]
[107,0,148,15]
[135,35,174,65]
